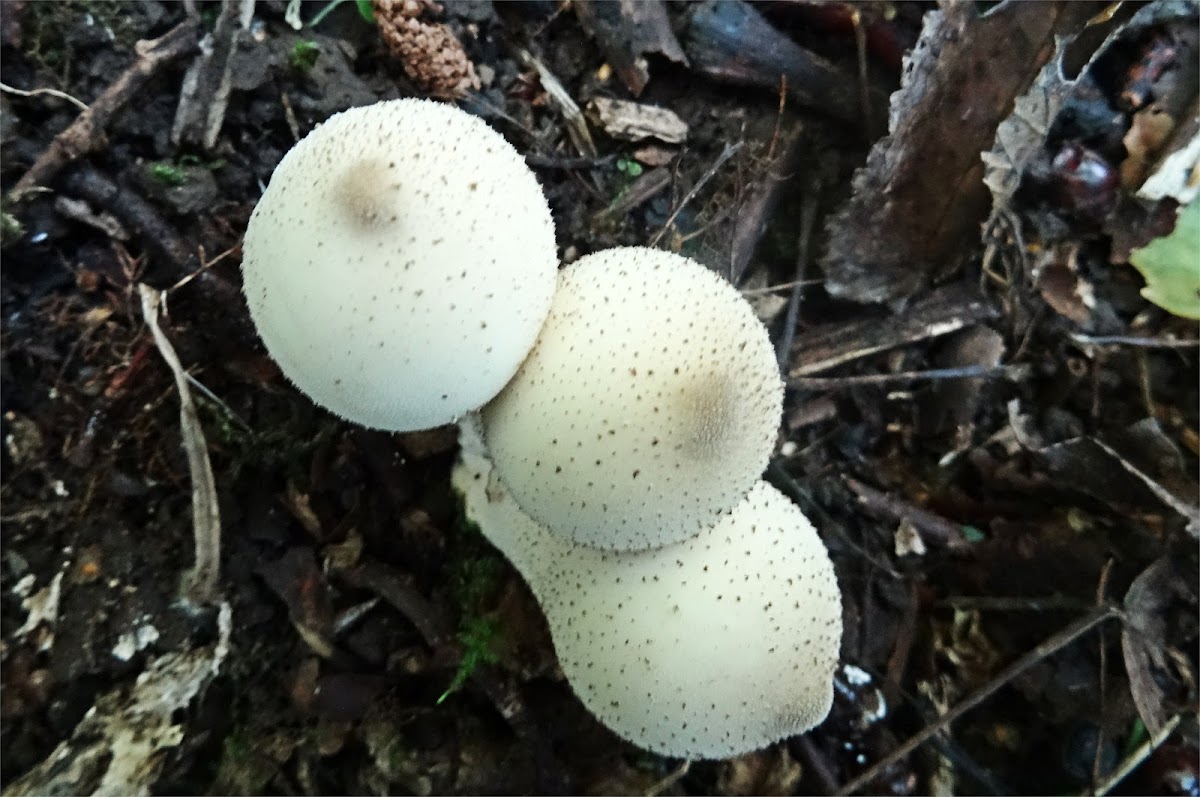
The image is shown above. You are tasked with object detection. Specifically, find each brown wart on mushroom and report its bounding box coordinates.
[481,247,784,552]
[454,417,842,760]
[241,99,558,432]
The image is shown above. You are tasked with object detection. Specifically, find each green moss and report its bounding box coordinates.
[289,40,321,72]
[437,616,500,704]
[149,162,189,186]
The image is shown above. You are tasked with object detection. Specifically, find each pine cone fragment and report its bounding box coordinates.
[374,0,481,99]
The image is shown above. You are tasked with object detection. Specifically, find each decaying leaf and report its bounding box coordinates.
[1129,199,1200,319]
[1122,558,1191,735]
[1138,112,1200,203]
[258,547,337,658]
[1038,417,1200,536]
[984,0,1200,212]
[823,1,1093,303]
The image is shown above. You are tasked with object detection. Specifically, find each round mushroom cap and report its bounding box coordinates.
[481,247,784,551]
[453,416,842,760]
[242,99,558,432]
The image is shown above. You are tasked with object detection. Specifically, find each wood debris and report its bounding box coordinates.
[586,97,687,144]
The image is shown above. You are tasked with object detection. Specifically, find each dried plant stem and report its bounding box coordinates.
[0,81,88,111]
[139,285,222,609]
[1087,714,1183,797]
[789,364,1029,390]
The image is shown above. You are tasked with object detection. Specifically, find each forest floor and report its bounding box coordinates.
[1,1,1198,795]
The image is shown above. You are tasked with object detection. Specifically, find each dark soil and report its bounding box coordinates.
[2,1,1197,795]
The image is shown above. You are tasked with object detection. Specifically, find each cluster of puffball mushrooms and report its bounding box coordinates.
[242,98,842,760]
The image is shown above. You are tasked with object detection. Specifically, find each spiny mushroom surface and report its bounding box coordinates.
[242,98,558,432]
[481,247,783,551]
[454,417,842,759]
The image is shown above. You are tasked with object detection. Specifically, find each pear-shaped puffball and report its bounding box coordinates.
[242,99,558,432]
[454,417,841,760]
[481,247,783,551]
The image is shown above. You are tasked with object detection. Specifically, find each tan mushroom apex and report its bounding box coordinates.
[481,247,784,552]
[454,416,842,760]
[241,98,558,432]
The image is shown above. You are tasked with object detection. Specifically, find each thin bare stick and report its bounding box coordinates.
[777,184,819,369]
[139,285,221,609]
[789,364,1029,391]
[649,141,743,247]
[850,8,872,133]
[1070,333,1200,349]
[0,82,88,112]
[766,75,788,160]
[837,605,1120,795]
[168,243,241,294]
[1087,714,1183,796]
[644,760,691,797]
[740,278,824,296]
[13,20,201,196]
[1091,558,1116,790]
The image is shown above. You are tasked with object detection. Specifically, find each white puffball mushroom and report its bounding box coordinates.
[242,99,558,432]
[454,417,842,759]
[481,247,784,551]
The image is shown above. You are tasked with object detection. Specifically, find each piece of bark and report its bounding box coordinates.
[729,126,804,285]
[787,282,999,376]
[574,0,687,97]
[171,0,255,150]
[685,0,886,129]
[12,19,202,196]
[518,49,597,158]
[844,477,971,551]
[586,97,687,144]
[822,1,1094,304]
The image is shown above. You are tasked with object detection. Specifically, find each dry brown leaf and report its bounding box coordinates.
[1121,557,1190,735]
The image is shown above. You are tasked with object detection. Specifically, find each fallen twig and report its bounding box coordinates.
[1070,333,1200,349]
[1087,713,1183,797]
[843,477,972,551]
[740,278,824,296]
[0,81,88,111]
[13,19,201,197]
[644,761,691,797]
[789,364,1028,390]
[776,180,820,369]
[837,605,1120,795]
[139,285,221,609]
